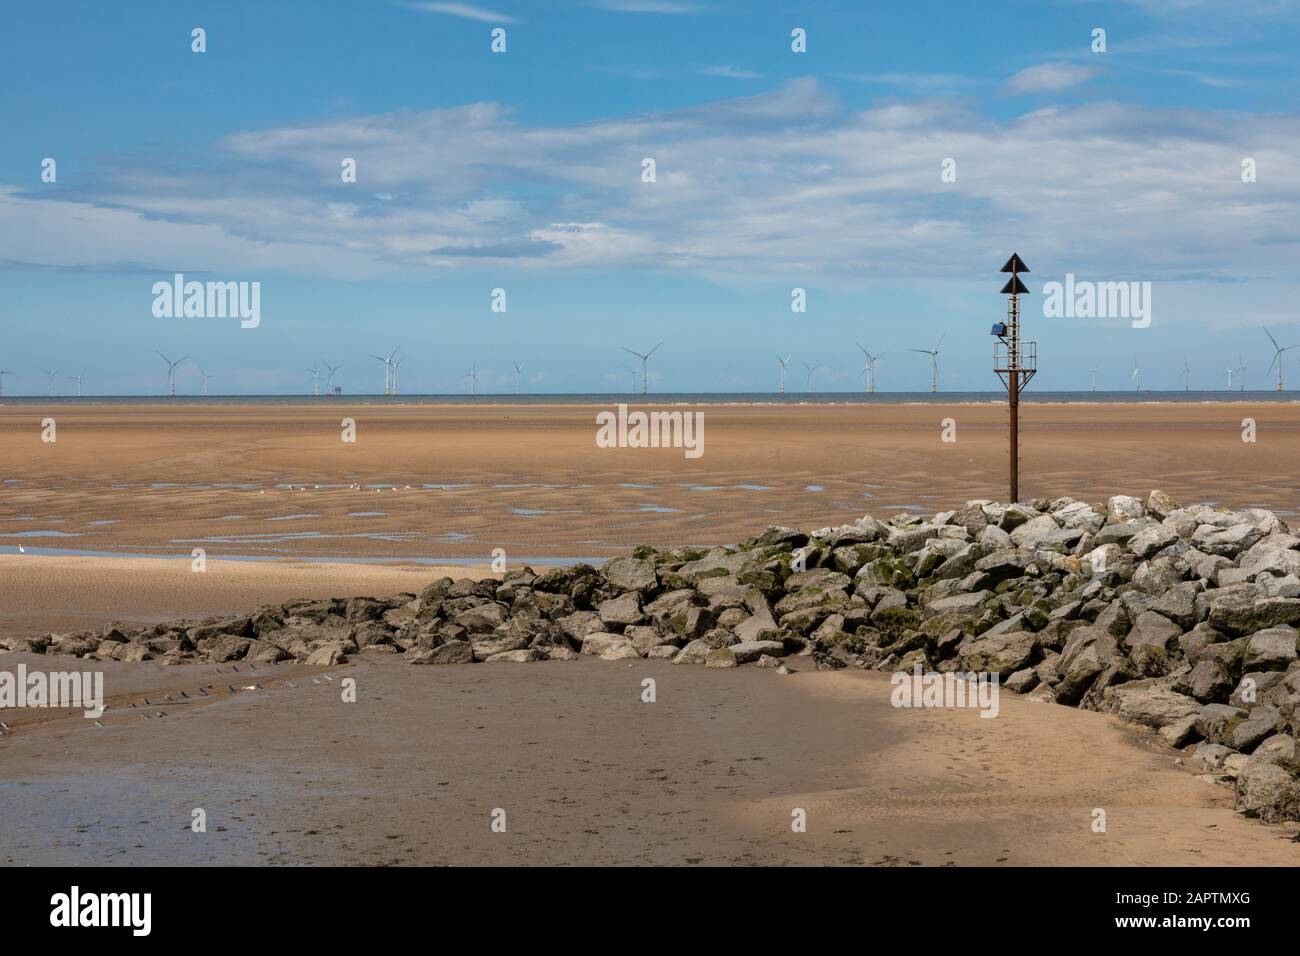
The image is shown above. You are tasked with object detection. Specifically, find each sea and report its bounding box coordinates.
[0,390,1295,406]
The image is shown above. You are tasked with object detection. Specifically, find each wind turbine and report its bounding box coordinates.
[39,367,60,397]
[621,341,662,397]
[72,373,84,398]
[157,353,186,397]
[1264,327,1297,392]
[624,366,639,394]
[1182,357,1191,392]
[199,366,213,396]
[776,354,792,394]
[800,361,822,394]
[513,362,526,396]
[856,343,883,394]
[392,356,406,396]
[1130,358,1142,392]
[463,363,480,396]
[1236,354,1247,392]
[309,364,322,397]
[369,347,400,396]
[0,370,8,400]
[1089,367,1100,392]
[322,361,340,395]
[909,332,945,394]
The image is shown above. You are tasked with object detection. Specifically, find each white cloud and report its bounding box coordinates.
[838,72,979,93]
[406,2,517,23]
[4,79,1300,298]
[1005,62,1098,94]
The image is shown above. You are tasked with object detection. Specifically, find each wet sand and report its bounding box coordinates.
[2,401,1297,564]
[1,401,1297,636]
[0,653,1294,866]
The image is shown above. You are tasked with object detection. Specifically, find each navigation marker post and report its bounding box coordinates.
[993,253,1036,503]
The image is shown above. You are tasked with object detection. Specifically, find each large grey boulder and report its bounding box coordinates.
[1132,557,1185,595]
[1095,521,1148,547]
[485,648,541,663]
[733,605,780,643]
[729,640,786,664]
[955,630,1037,678]
[1195,523,1265,558]
[1231,704,1284,752]
[1148,581,1203,629]
[1249,734,1298,772]
[305,642,347,666]
[597,592,646,628]
[558,610,604,642]
[675,550,750,584]
[672,639,713,665]
[1010,515,1065,548]
[1175,658,1234,703]
[1240,534,1300,576]
[453,602,508,633]
[924,591,992,618]
[1146,490,1180,520]
[1104,682,1201,730]
[785,568,852,592]
[1236,763,1300,822]
[1128,524,1178,559]
[602,556,659,593]
[626,625,676,656]
[1107,495,1145,521]
[599,640,642,661]
[408,640,474,664]
[1195,703,1248,745]
[470,633,528,662]
[1205,593,1300,637]
[580,632,634,656]
[1243,626,1298,671]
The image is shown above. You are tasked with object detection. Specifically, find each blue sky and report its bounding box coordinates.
[3,0,1300,394]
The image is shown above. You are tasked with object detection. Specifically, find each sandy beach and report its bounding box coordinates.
[1,651,1295,866]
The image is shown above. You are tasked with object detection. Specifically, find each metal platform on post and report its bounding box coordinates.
[994,253,1036,503]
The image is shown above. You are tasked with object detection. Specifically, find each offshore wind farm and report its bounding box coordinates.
[2,325,1298,400]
